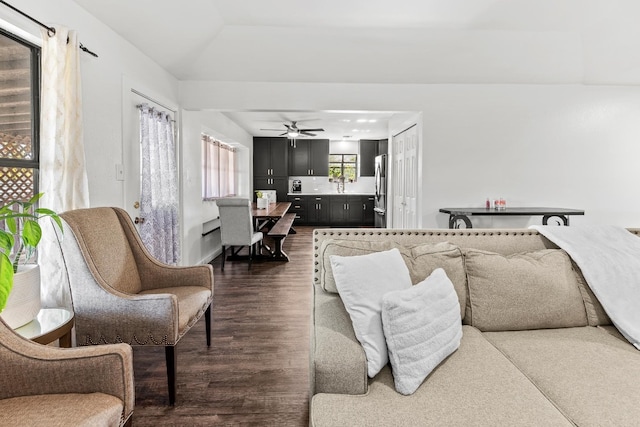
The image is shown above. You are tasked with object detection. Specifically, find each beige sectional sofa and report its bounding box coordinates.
[310,228,640,426]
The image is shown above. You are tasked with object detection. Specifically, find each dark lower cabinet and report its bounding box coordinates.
[287,195,307,223]
[363,196,375,226]
[288,194,374,226]
[308,196,329,224]
[329,196,369,225]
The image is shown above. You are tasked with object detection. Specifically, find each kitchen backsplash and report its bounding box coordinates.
[288,176,376,194]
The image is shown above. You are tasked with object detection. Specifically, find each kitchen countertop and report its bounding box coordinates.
[288,192,374,196]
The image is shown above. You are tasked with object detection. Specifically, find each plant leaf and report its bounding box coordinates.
[22,220,42,247]
[5,216,16,234]
[0,230,13,253]
[0,253,13,312]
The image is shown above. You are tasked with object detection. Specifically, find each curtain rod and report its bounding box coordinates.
[0,0,98,57]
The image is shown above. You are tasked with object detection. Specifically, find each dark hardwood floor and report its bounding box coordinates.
[132,226,315,426]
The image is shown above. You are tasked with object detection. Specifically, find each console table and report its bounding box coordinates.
[439,207,585,229]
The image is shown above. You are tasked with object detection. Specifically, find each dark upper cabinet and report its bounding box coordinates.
[289,139,329,176]
[378,139,388,156]
[253,137,288,177]
[359,139,378,177]
[253,176,288,202]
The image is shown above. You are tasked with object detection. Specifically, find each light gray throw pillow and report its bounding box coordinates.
[330,248,412,378]
[382,268,462,395]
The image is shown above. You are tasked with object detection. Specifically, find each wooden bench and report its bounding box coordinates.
[267,213,296,261]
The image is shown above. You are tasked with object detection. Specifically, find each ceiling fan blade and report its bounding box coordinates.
[299,128,324,132]
[301,131,317,137]
[284,123,292,129]
[279,132,288,136]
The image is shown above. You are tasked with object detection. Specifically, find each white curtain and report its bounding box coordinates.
[139,104,180,265]
[202,134,236,198]
[39,27,90,308]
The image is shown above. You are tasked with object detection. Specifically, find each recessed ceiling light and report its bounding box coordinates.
[356,119,367,123]
[341,119,351,122]
[352,129,359,132]
[368,119,377,123]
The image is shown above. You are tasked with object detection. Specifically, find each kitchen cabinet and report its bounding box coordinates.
[287,195,307,224]
[307,195,329,224]
[287,195,329,225]
[359,139,378,177]
[359,139,388,177]
[254,137,288,177]
[254,137,288,200]
[254,177,288,202]
[289,139,329,176]
[362,195,375,226]
[329,195,368,225]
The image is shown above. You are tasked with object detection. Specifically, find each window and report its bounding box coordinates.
[202,133,236,199]
[329,154,357,182]
[0,30,40,204]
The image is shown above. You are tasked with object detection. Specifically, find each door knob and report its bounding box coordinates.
[134,217,145,224]
[133,201,140,209]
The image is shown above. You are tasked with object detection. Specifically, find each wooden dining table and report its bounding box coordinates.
[251,201,295,259]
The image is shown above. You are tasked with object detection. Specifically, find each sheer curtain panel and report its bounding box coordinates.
[39,26,90,308]
[202,134,236,199]
[139,104,180,265]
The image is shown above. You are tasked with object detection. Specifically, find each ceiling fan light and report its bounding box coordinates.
[288,130,300,138]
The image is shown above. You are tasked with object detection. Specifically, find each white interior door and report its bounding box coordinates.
[403,126,418,228]
[392,125,419,229]
[392,131,405,228]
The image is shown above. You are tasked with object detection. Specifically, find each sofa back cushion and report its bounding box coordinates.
[320,239,468,321]
[464,249,588,331]
[396,242,466,321]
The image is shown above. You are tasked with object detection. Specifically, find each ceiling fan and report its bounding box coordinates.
[260,121,325,138]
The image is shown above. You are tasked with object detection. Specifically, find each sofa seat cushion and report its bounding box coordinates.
[311,326,572,427]
[0,392,124,427]
[484,327,640,427]
[139,286,211,332]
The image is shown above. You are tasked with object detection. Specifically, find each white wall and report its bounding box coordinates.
[2,1,244,266]
[181,81,640,229]
[3,0,181,208]
[181,110,252,265]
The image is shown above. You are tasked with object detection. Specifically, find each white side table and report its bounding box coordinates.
[14,307,74,348]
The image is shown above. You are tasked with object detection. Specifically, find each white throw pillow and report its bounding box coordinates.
[330,248,412,377]
[382,268,462,395]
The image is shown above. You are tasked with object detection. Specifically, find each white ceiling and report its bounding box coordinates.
[71,0,640,140]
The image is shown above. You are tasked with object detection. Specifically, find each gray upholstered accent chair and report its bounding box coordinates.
[216,198,263,270]
[0,316,134,426]
[58,207,214,406]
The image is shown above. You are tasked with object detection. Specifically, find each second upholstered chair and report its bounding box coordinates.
[216,198,264,270]
[0,316,134,426]
[58,207,213,405]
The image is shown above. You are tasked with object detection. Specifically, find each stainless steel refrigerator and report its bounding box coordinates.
[374,154,387,228]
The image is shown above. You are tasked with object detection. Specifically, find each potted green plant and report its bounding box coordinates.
[0,193,62,327]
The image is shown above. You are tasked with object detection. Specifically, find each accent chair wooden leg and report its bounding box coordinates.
[205,304,211,347]
[165,345,177,406]
[221,245,226,271]
[248,244,253,270]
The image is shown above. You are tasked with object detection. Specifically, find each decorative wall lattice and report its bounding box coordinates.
[0,132,34,203]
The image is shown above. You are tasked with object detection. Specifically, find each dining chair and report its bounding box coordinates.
[58,207,213,406]
[216,198,264,270]
[0,316,134,426]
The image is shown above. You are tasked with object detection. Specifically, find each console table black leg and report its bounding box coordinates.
[449,214,472,229]
[542,215,569,226]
